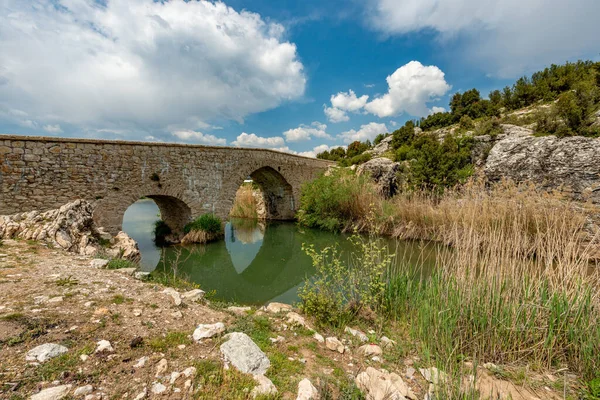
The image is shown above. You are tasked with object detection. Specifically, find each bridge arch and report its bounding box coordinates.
[227,165,297,220]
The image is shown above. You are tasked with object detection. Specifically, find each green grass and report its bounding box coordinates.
[184,214,222,234]
[192,360,259,400]
[111,294,128,304]
[265,350,305,393]
[148,331,192,352]
[227,315,273,350]
[105,259,138,270]
[55,276,78,287]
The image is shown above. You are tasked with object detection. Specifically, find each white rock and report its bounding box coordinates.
[80,354,88,362]
[358,344,383,357]
[371,356,382,363]
[169,371,181,384]
[270,336,285,344]
[94,340,114,354]
[47,296,64,303]
[325,337,344,354]
[73,385,93,397]
[419,367,447,385]
[163,288,182,306]
[151,383,167,395]
[313,332,325,343]
[287,312,311,329]
[193,322,225,341]
[182,367,196,378]
[345,327,369,342]
[26,343,69,363]
[355,367,416,400]
[133,388,147,400]
[90,259,109,269]
[220,332,271,375]
[170,311,183,319]
[380,336,397,348]
[227,306,252,315]
[155,358,168,377]
[405,367,416,379]
[133,309,142,317]
[30,385,72,400]
[134,356,148,368]
[296,378,319,400]
[134,271,150,280]
[251,375,277,398]
[181,289,205,302]
[265,302,293,313]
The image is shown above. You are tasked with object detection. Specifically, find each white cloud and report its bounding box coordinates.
[366,0,600,77]
[323,106,350,123]
[171,130,226,145]
[430,106,446,114]
[364,61,450,118]
[331,90,369,112]
[0,0,306,137]
[323,89,370,123]
[232,133,286,148]
[283,121,331,142]
[42,124,63,133]
[339,122,388,143]
[297,144,345,158]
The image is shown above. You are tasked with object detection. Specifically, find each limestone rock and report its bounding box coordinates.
[287,312,311,329]
[155,358,168,377]
[355,367,416,400]
[345,326,368,342]
[227,306,252,315]
[163,288,182,306]
[380,336,396,348]
[94,340,114,354]
[30,385,72,400]
[134,271,150,280]
[484,133,600,204]
[357,158,401,198]
[151,382,167,395]
[419,367,447,385]
[90,259,109,269]
[313,332,325,343]
[325,337,344,354]
[265,302,292,313]
[193,322,225,341]
[251,375,277,398]
[365,135,394,157]
[26,343,68,363]
[73,385,93,397]
[297,378,319,400]
[104,232,141,262]
[134,356,149,368]
[181,289,205,303]
[220,332,270,375]
[358,344,383,357]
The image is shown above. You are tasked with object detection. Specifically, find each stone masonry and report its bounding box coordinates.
[0,135,333,234]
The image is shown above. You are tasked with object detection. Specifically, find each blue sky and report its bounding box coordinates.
[1,0,599,157]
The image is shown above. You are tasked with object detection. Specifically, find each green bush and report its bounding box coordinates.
[459,115,474,130]
[339,152,371,167]
[475,117,502,137]
[184,214,222,234]
[106,259,137,270]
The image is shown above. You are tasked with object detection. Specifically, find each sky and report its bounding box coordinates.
[1,0,599,157]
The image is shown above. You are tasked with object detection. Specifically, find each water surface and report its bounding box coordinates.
[122,199,437,305]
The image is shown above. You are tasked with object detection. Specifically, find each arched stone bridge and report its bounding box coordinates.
[0,135,333,234]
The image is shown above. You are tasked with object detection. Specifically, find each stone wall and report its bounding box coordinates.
[0,135,332,234]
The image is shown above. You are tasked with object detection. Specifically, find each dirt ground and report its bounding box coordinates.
[0,239,572,400]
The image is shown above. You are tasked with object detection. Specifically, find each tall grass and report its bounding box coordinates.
[299,178,600,381]
[230,183,261,219]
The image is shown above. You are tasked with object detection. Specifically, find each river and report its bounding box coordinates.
[122,198,437,305]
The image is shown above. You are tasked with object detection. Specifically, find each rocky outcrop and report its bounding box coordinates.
[367,135,393,156]
[472,124,533,167]
[484,134,600,203]
[0,199,141,260]
[357,157,401,198]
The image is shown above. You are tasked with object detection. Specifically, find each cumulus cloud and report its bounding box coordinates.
[364,61,451,118]
[232,133,286,148]
[430,106,446,114]
[339,122,388,143]
[297,144,346,158]
[283,121,331,142]
[323,106,350,123]
[171,130,226,145]
[324,90,369,123]
[43,124,63,133]
[365,0,600,77]
[0,0,306,137]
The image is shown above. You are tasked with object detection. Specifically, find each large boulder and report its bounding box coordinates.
[220,332,271,375]
[484,134,600,203]
[355,367,416,400]
[357,157,401,198]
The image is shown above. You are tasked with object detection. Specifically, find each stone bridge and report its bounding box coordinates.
[0,135,333,234]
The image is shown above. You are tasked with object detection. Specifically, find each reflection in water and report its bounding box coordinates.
[122,201,439,305]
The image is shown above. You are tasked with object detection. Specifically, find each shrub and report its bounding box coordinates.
[459,115,474,130]
[106,259,137,270]
[338,152,371,167]
[475,117,502,137]
[184,214,222,234]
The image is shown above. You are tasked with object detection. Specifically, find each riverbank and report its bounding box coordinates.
[0,238,580,399]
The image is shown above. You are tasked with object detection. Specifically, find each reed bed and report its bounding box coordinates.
[230,183,260,219]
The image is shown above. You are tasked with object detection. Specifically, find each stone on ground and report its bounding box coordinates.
[30,385,72,400]
[345,326,368,342]
[220,332,270,375]
[325,337,344,353]
[26,343,69,363]
[155,358,168,377]
[287,312,312,330]
[265,302,293,313]
[313,332,325,343]
[73,385,93,397]
[151,382,167,395]
[297,378,319,400]
[94,340,114,354]
[227,306,252,315]
[90,259,109,269]
[380,336,396,348]
[358,344,383,357]
[251,375,277,398]
[163,288,182,306]
[419,367,447,385]
[192,322,225,341]
[181,289,205,302]
[355,367,416,400]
